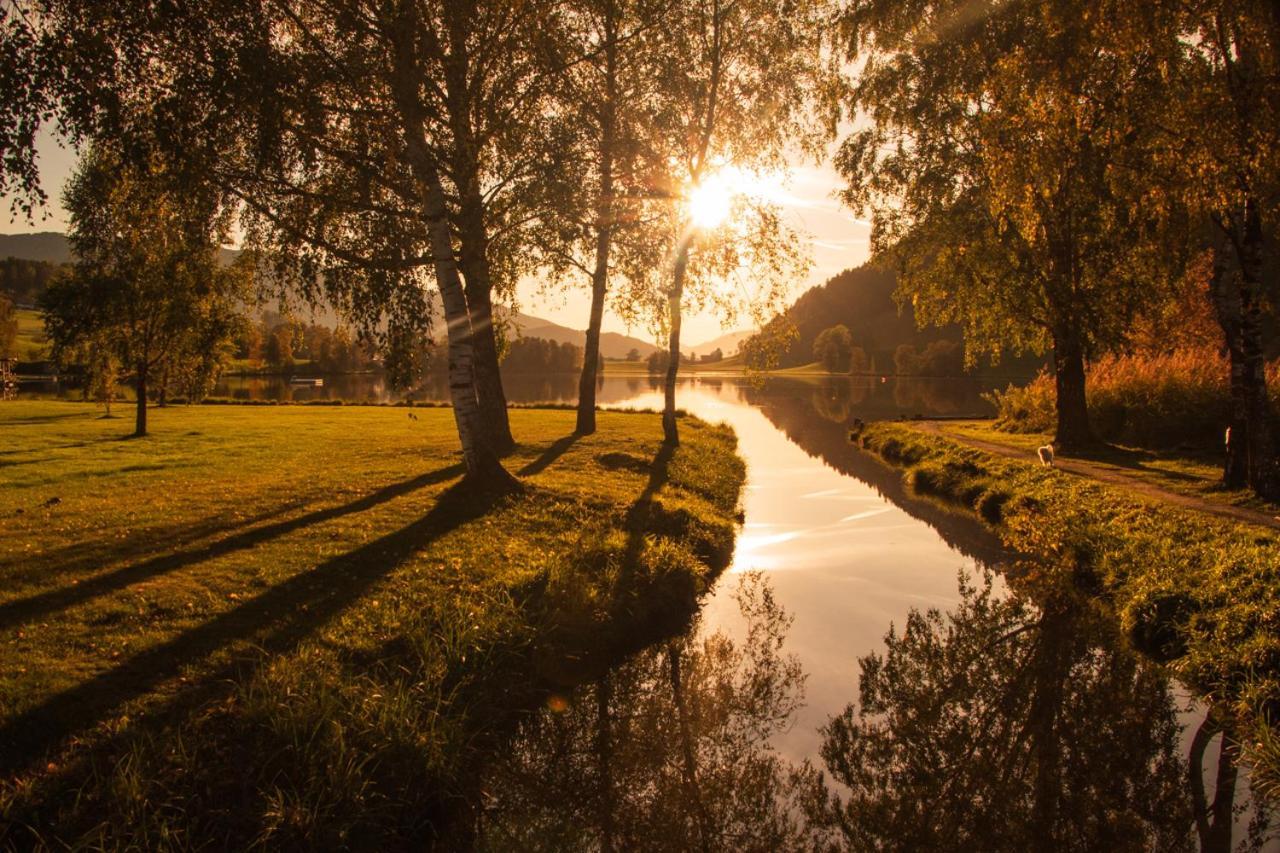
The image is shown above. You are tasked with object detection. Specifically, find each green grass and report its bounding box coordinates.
[858,421,1280,801]
[14,309,47,360]
[937,419,1278,515]
[0,401,745,848]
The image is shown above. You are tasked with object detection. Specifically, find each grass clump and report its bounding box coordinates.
[0,401,745,848]
[859,420,1280,797]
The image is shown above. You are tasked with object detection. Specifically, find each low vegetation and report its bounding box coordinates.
[988,348,1279,449]
[857,421,1280,799]
[0,402,745,847]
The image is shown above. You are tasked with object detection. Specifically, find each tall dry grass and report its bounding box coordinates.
[987,348,1280,448]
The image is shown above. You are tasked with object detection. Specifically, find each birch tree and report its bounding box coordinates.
[644,0,837,445]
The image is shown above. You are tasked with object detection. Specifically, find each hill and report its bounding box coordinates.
[746,263,962,370]
[0,232,72,265]
[507,311,660,360]
[687,328,752,358]
[1,231,240,268]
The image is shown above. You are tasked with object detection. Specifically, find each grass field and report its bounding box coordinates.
[13,309,47,361]
[0,402,745,847]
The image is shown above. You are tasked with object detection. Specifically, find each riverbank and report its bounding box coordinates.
[0,402,746,847]
[857,421,1280,799]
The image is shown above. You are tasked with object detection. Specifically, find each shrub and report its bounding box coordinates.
[987,348,1280,448]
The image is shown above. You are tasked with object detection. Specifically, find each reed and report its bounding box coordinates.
[987,348,1280,448]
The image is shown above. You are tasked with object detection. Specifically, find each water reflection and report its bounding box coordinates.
[800,571,1239,852]
[477,574,811,851]
[479,571,1271,851]
[740,381,1005,564]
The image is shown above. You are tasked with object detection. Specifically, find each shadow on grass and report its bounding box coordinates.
[618,443,676,586]
[2,501,307,584]
[518,433,579,476]
[0,412,96,426]
[0,475,494,776]
[0,441,90,459]
[0,464,465,633]
[1069,444,1216,485]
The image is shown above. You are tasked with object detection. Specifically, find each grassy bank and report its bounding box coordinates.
[0,402,745,848]
[932,419,1278,517]
[857,421,1280,798]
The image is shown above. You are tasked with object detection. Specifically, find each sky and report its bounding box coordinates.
[2,130,872,348]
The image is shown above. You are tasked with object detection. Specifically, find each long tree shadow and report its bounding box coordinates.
[518,434,579,476]
[2,500,311,583]
[0,477,497,776]
[0,463,465,632]
[618,442,676,585]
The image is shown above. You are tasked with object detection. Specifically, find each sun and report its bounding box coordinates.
[687,173,734,230]
[686,167,786,230]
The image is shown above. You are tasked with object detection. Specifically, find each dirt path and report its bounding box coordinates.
[909,421,1280,531]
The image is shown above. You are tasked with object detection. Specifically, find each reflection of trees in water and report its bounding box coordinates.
[477,573,812,852]
[801,572,1270,853]
[890,376,977,415]
[477,567,1269,851]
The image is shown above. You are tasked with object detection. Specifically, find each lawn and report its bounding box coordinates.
[13,309,47,361]
[0,401,745,848]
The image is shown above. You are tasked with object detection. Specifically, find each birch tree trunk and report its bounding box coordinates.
[423,168,521,492]
[576,0,618,437]
[662,245,688,445]
[390,9,520,492]
[442,4,515,454]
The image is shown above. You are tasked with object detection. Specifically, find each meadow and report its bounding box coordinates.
[0,401,745,848]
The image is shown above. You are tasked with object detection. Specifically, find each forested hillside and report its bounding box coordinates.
[748,264,959,370]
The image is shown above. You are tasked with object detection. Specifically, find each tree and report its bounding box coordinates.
[625,347,640,362]
[839,0,1180,448]
[264,324,295,373]
[40,144,247,437]
[2,0,565,490]
[848,345,869,375]
[644,0,835,445]
[538,0,675,435]
[812,324,853,373]
[0,294,16,357]
[1152,1,1280,493]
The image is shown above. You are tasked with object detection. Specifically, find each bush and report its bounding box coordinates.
[987,348,1280,448]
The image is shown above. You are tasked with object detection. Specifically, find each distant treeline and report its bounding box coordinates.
[233,311,374,374]
[500,336,596,374]
[0,257,69,305]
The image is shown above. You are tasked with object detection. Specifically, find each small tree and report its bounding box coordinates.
[41,144,246,436]
[626,348,640,362]
[813,325,853,372]
[849,345,869,375]
[0,294,16,357]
